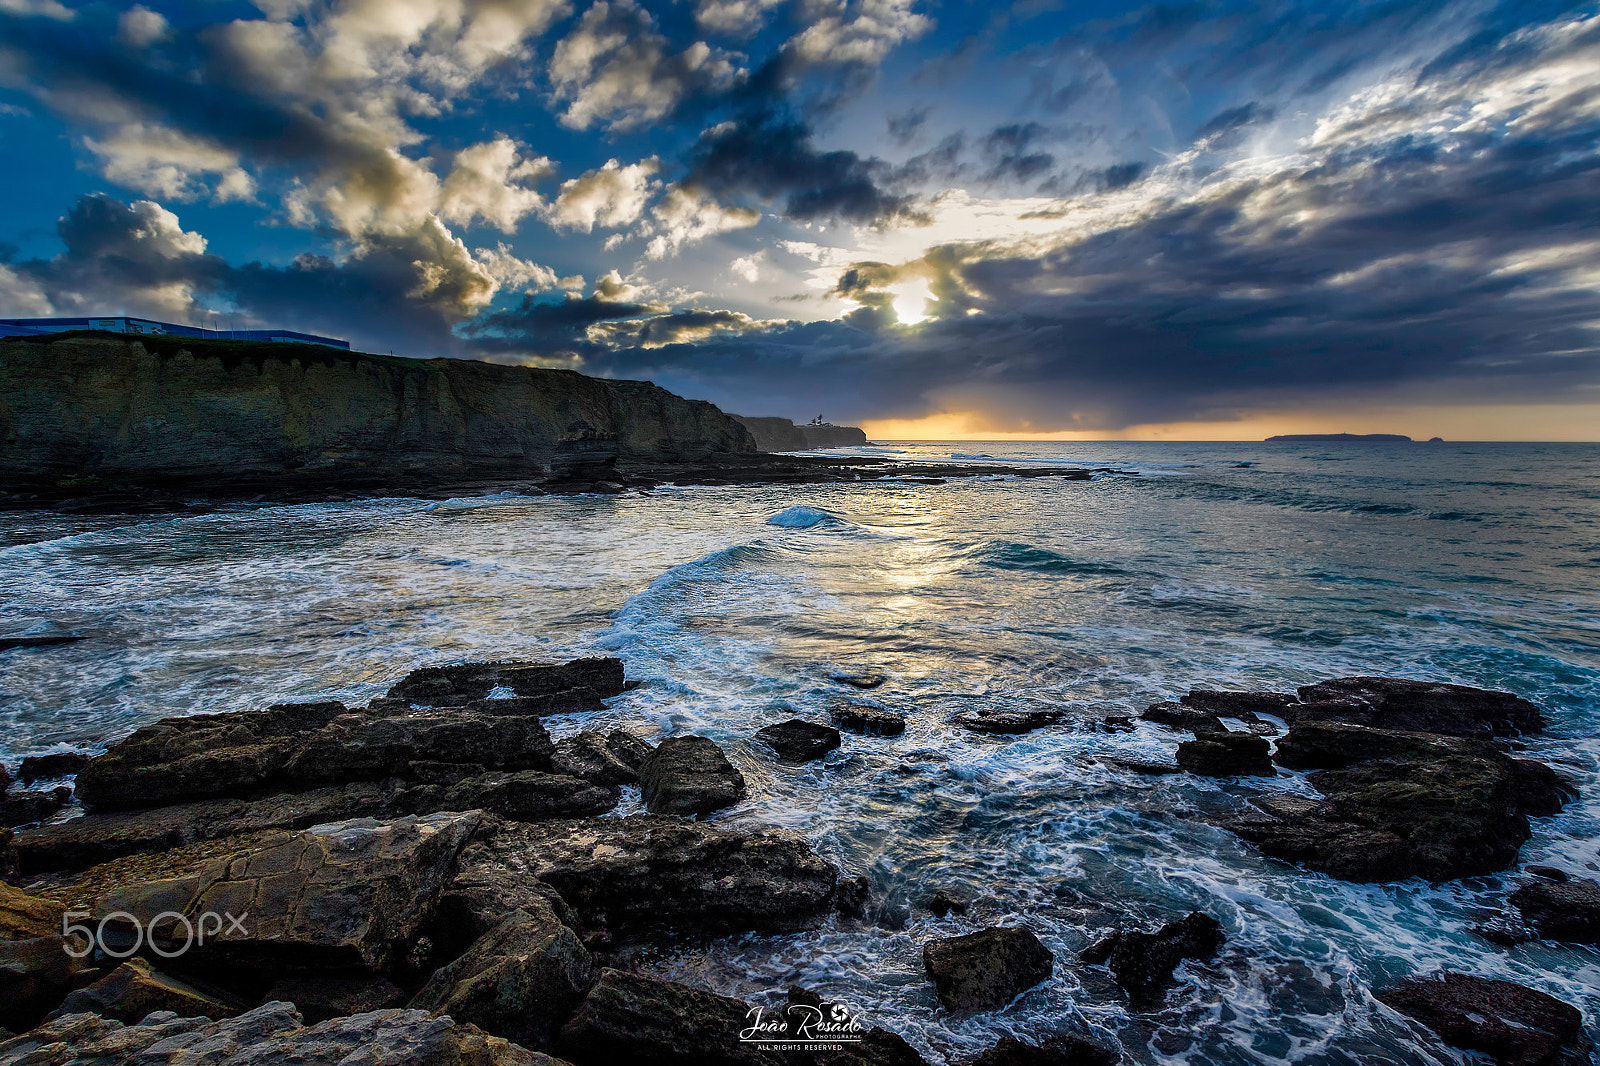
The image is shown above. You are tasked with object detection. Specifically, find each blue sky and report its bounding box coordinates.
[2,0,1598,437]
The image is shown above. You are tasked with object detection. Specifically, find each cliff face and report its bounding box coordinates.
[730,416,868,451]
[0,333,756,488]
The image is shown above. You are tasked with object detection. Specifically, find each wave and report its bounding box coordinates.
[422,491,528,512]
[767,505,848,529]
[977,541,1139,577]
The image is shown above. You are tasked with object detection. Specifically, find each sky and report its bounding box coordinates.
[1,0,1598,439]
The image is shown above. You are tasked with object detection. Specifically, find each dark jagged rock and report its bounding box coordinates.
[1140,703,1226,734]
[1080,912,1224,1005]
[396,772,619,822]
[604,730,654,772]
[926,891,969,917]
[0,1002,554,1066]
[1511,879,1600,944]
[1509,760,1577,816]
[16,754,91,784]
[756,720,842,762]
[411,902,595,1051]
[0,882,88,1032]
[1292,677,1545,737]
[1180,691,1298,719]
[922,927,1053,1011]
[833,672,888,689]
[451,816,838,941]
[429,859,578,964]
[971,1034,1121,1066]
[1175,733,1275,776]
[0,765,9,794]
[1526,866,1570,882]
[558,968,776,1066]
[1101,758,1182,776]
[386,657,625,704]
[56,812,480,979]
[1218,724,1571,881]
[830,704,906,736]
[49,957,240,1024]
[638,736,746,816]
[1377,972,1590,1066]
[1098,716,1135,734]
[1,787,69,827]
[285,710,556,785]
[262,975,405,1023]
[552,734,639,786]
[835,875,870,916]
[0,827,15,882]
[954,711,1063,735]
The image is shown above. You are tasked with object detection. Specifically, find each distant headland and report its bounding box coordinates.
[1266,433,1444,443]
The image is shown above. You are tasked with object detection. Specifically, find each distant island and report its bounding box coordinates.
[1266,433,1415,442]
[730,415,867,451]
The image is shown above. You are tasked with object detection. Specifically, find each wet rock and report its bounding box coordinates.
[61,812,480,977]
[1,788,70,828]
[16,754,90,784]
[1101,758,1182,776]
[638,736,746,816]
[395,772,618,822]
[49,957,240,1024]
[923,926,1053,1011]
[971,1034,1121,1066]
[926,891,969,917]
[1139,703,1225,735]
[386,657,625,703]
[558,968,774,1066]
[603,730,653,772]
[835,875,870,916]
[1508,760,1577,816]
[756,720,842,763]
[1180,690,1298,719]
[1175,733,1275,776]
[0,767,8,795]
[954,711,1063,736]
[451,816,838,940]
[833,672,888,689]
[1220,724,1572,881]
[0,1002,553,1066]
[1526,866,1570,882]
[830,704,907,736]
[553,734,638,786]
[1376,972,1590,1066]
[1098,717,1135,734]
[1510,879,1600,944]
[283,710,555,786]
[1080,912,1224,1005]
[464,691,608,717]
[261,975,405,1023]
[412,902,595,1051]
[1292,677,1545,737]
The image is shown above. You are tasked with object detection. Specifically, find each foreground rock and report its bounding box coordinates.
[1292,677,1544,737]
[0,1002,554,1066]
[1081,912,1224,1006]
[954,711,1063,736]
[971,1035,1121,1066]
[0,788,69,829]
[0,883,88,1032]
[756,720,842,763]
[49,812,479,979]
[1140,703,1225,735]
[1510,879,1600,944]
[1175,733,1275,776]
[1377,972,1590,1066]
[49,957,238,1024]
[831,704,906,736]
[452,816,839,942]
[923,927,1053,1011]
[638,736,746,816]
[1219,723,1572,881]
[552,732,646,786]
[15,755,90,784]
[412,901,594,1051]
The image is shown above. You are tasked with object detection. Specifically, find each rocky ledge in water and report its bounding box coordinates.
[1377,972,1592,1066]
[1081,912,1225,1007]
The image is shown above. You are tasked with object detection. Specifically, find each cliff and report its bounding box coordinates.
[0,332,756,493]
[730,416,868,451]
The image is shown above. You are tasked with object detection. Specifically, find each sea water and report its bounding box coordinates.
[2,440,1597,1064]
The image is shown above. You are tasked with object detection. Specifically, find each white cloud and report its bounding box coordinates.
[474,242,560,292]
[730,250,764,282]
[788,0,930,68]
[84,124,255,203]
[117,5,170,47]
[694,0,783,35]
[548,157,660,231]
[439,137,553,232]
[0,264,54,316]
[0,0,74,21]
[644,185,760,258]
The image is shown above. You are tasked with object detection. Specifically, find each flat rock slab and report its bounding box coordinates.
[1081,912,1224,1005]
[1180,691,1299,718]
[0,1002,557,1066]
[923,926,1053,1011]
[1377,972,1590,1066]
[1217,724,1573,882]
[638,736,746,816]
[50,812,479,976]
[954,711,1063,736]
[49,957,238,1025]
[830,704,907,736]
[452,816,839,940]
[386,657,626,703]
[756,720,842,762]
[1293,677,1545,737]
[1176,733,1275,776]
[552,733,640,786]
[559,968,781,1066]
[833,673,888,689]
[1511,879,1600,944]
[1139,703,1226,735]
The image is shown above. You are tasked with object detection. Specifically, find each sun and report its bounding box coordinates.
[889,280,936,325]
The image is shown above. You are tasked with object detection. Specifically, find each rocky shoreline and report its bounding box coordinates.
[1,662,1594,1065]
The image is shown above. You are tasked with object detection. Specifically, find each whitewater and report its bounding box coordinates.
[3,439,1597,1064]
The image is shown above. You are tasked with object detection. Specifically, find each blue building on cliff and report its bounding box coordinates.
[0,316,349,350]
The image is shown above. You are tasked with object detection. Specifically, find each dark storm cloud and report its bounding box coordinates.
[887,106,932,145]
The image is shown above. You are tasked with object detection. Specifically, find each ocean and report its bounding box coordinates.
[3,439,1598,1063]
